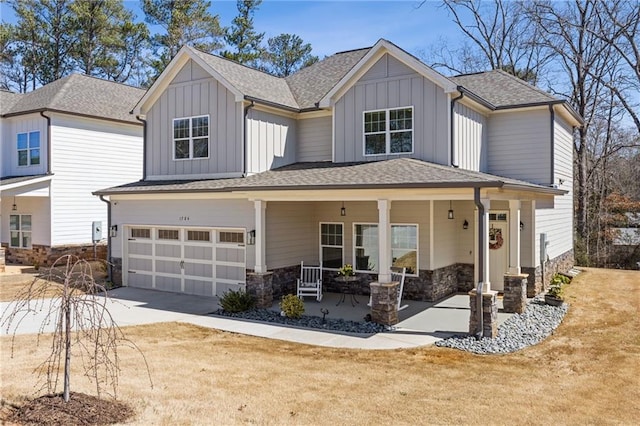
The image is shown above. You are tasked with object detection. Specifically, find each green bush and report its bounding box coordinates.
[547,284,565,299]
[550,273,571,286]
[280,294,304,319]
[219,289,255,313]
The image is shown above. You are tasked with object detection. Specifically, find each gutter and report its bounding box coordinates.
[450,90,465,167]
[136,115,147,180]
[243,101,255,176]
[473,187,485,340]
[40,111,52,175]
[5,108,141,126]
[244,95,302,113]
[549,104,555,187]
[98,195,113,283]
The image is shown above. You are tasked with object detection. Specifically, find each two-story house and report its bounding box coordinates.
[0,74,144,266]
[96,39,581,307]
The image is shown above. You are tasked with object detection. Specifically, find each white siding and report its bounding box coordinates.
[1,114,48,177]
[146,60,242,179]
[110,198,255,267]
[487,109,551,185]
[49,114,142,246]
[246,109,297,174]
[297,116,331,162]
[334,54,449,165]
[534,115,574,263]
[0,195,50,246]
[454,103,487,171]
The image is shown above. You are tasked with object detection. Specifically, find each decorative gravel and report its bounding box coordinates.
[435,296,569,354]
[212,308,389,334]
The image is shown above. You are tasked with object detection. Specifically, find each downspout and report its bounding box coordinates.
[450,90,464,168]
[99,195,113,283]
[40,111,52,175]
[243,100,255,177]
[473,187,485,340]
[549,104,555,187]
[135,115,147,180]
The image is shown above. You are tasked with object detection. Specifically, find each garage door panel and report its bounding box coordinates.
[128,242,152,256]
[184,262,212,277]
[129,257,152,272]
[156,275,181,292]
[217,247,244,263]
[216,282,245,296]
[156,244,180,257]
[184,246,212,260]
[217,264,245,281]
[184,279,214,296]
[156,259,181,274]
[128,273,153,289]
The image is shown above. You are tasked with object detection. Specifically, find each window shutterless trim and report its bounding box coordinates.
[172,115,210,161]
[363,106,414,157]
[319,222,344,270]
[353,222,379,273]
[391,223,419,277]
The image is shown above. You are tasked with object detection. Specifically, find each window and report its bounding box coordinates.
[17,131,40,166]
[320,223,343,269]
[173,115,209,160]
[9,214,32,248]
[158,229,179,240]
[131,228,151,239]
[364,107,413,155]
[219,231,243,244]
[354,224,378,272]
[391,224,418,275]
[188,230,211,242]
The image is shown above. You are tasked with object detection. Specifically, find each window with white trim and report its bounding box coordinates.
[391,224,418,275]
[354,224,378,272]
[17,131,40,166]
[173,115,209,160]
[9,214,32,248]
[364,107,413,155]
[320,223,343,269]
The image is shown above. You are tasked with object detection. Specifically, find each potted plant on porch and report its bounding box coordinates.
[544,284,565,307]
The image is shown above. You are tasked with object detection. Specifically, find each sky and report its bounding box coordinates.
[1,0,463,61]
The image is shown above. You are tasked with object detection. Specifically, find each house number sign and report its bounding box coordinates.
[179,216,190,221]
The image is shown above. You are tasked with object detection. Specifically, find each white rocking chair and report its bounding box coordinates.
[296,261,323,302]
[368,267,408,311]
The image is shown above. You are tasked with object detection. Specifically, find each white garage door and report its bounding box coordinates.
[124,226,246,296]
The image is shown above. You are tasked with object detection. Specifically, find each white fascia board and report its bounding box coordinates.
[0,175,53,192]
[318,39,457,108]
[134,46,244,115]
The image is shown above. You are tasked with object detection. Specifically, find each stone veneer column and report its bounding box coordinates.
[370,281,399,326]
[246,272,273,308]
[468,290,498,338]
[503,273,528,313]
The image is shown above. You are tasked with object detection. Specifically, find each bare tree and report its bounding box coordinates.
[2,255,152,402]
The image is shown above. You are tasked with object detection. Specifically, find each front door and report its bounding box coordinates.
[488,211,509,292]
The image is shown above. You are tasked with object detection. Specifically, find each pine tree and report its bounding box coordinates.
[263,33,318,77]
[221,0,264,66]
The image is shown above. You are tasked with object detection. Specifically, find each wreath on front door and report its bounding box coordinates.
[489,228,504,250]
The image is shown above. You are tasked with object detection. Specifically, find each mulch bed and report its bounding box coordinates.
[3,392,134,425]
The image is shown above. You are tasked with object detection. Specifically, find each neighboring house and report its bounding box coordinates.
[95,39,581,305]
[0,74,144,266]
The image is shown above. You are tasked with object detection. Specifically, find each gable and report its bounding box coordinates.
[171,60,212,84]
[359,54,418,82]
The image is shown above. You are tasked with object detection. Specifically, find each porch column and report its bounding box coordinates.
[476,198,491,292]
[508,200,521,274]
[377,199,391,283]
[254,200,267,273]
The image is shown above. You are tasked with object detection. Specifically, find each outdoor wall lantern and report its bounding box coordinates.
[520,221,525,231]
[463,219,469,230]
[12,196,17,211]
[448,200,454,220]
[340,201,346,217]
[247,229,256,245]
[109,225,118,238]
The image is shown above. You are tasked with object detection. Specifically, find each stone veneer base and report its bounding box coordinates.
[2,243,107,267]
[469,290,498,338]
[522,249,575,297]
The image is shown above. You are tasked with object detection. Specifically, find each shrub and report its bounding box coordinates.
[547,284,565,300]
[550,273,571,286]
[280,294,304,319]
[219,289,255,313]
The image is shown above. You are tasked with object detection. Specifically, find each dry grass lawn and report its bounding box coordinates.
[1,267,639,425]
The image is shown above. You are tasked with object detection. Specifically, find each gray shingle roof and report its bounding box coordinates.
[3,74,145,124]
[451,69,558,108]
[95,158,561,195]
[190,48,299,109]
[0,90,23,114]
[285,48,370,109]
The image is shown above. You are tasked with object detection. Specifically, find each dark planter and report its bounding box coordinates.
[544,294,564,307]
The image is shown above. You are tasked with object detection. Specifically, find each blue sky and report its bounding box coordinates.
[2,0,462,59]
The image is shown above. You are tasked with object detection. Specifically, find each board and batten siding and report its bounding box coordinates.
[49,114,142,246]
[109,198,255,267]
[297,116,332,162]
[487,109,551,185]
[246,109,297,174]
[534,115,574,264]
[454,102,487,172]
[146,60,242,179]
[1,113,48,177]
[333,54,449,165]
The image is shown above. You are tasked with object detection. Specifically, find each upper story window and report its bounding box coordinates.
[173,115,209,160]
[363,107,413,155]
[17,131,40,166]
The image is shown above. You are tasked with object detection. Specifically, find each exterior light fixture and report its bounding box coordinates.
[448,200,454,220]
[520,221,524,231]
[340,202,346,217]
[247,229,256,245]
[463,219,469,230]
[109,225,118,237]
[12,196,17,211]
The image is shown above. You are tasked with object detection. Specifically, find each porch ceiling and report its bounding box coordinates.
[0,174,52,194]
[96,158,565,199]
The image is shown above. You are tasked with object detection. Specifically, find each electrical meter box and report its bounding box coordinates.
[92,221,102,242]
[540,233,549,261]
